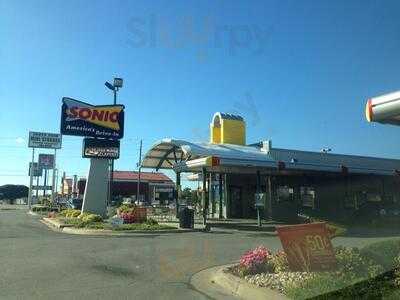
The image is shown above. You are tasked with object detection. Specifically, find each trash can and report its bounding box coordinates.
[179,207,194,229]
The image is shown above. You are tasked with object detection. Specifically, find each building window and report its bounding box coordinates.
[277,186,294,202]
[301,187,315,208]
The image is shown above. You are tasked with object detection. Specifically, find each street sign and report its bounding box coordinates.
[32,185,52,190]
[276,222,337,272]
[61,97,125,139]
[28,132,62,149]
[29,162,43,177]
[82,138,120,159]
[38,154,55,169]
[255,193,265,207]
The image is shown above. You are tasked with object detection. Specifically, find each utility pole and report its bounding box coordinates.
[136,139,142,203]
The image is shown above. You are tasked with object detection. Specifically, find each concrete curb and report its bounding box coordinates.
[190,264,288,300]
[40,217,202,236]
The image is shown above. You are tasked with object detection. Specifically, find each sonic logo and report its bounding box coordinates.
[66,106,122,130]
[61,97,125,139]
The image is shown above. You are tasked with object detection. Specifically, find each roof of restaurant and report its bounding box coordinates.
[112,171,173,183]
[141,138,400,176]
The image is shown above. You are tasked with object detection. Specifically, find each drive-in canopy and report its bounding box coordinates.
[141,138,400,176]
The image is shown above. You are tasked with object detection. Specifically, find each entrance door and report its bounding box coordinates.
[229,186,243,218]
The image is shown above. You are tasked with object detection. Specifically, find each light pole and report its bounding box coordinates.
[105,77,123,206]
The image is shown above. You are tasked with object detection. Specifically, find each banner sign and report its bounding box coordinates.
[32,185,52,190]
[276,222,337,272]
[38,154,55,169]
[29,132,62,149]
[29,162,43,177]
[61,97,125,139]
[82,138,120,159]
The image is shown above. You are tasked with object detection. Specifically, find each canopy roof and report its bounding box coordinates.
[141,138,400,176]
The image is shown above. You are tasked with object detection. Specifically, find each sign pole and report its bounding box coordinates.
[28,148,35,210]
[43,169,47,197]
[51,149,57,203]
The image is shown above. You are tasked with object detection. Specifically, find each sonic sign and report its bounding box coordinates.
[61,97,125,139]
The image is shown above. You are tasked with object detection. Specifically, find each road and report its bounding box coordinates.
[0,206,397,300]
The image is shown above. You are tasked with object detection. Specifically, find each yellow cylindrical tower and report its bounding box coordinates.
[210,112,246,145]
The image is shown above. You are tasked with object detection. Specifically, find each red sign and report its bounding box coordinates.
[276,222,337,272]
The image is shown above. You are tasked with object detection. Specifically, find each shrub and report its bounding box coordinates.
[120,212,135,224]
[360,239,400,270]
[270,250,290,273]
[238,246,273,276]
[145,218,158,226]
[32,206,50,212]
[58,209,81,218]
[117,204,136,214]
[335,246,383,280]
[81,213,102,223]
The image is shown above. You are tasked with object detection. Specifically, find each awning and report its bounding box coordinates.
[141,138,400,176]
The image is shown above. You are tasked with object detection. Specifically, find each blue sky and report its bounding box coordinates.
[1,0,400,188]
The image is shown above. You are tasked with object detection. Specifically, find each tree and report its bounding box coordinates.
[0,185,29,204]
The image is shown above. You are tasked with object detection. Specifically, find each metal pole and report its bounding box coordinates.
[43,169,48,198]
[36,176,39,198]
[109,88,117,206]
[136,139,142,203]
[202,167,207,226]
[28,148,35,210]
[256,170,262,227]
[175,172,181,218]
[51,149,57,203]
[218,173,223,219]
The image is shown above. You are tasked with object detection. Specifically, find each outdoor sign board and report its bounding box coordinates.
[38,154,55,169]
[276,222,337,272]
[255,193,265,207]
[61,97,125,139]
[32,185,52,190]
[82,138,120,159]
[28,132,62,149]
[29,162,43,177]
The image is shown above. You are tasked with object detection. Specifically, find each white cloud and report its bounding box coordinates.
[15,137,25,144]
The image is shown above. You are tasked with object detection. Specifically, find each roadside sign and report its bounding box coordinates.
[32,185,52,190]
[255,193,265,207]
[29,162,43,177]
[276,222,337,272]
[38,154,55,169]
[28,132,62,149]
[82,138,120,159]
[60,97,125,139]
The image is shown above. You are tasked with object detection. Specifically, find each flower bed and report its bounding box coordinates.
[228,241,400,299]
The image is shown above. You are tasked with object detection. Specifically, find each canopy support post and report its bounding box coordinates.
[202,167,208,226]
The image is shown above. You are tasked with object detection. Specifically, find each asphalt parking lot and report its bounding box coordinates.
[0,206,397,300]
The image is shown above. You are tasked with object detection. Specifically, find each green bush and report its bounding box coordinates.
[117,204,136,214]
[32,205,50,212]
[145,218,158,226]
[59,209,81,218]
[81,213,102,223]
[335,246,383,280]
[112,223,175,231]
[360,239,400,270]
[270,250,289,273]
